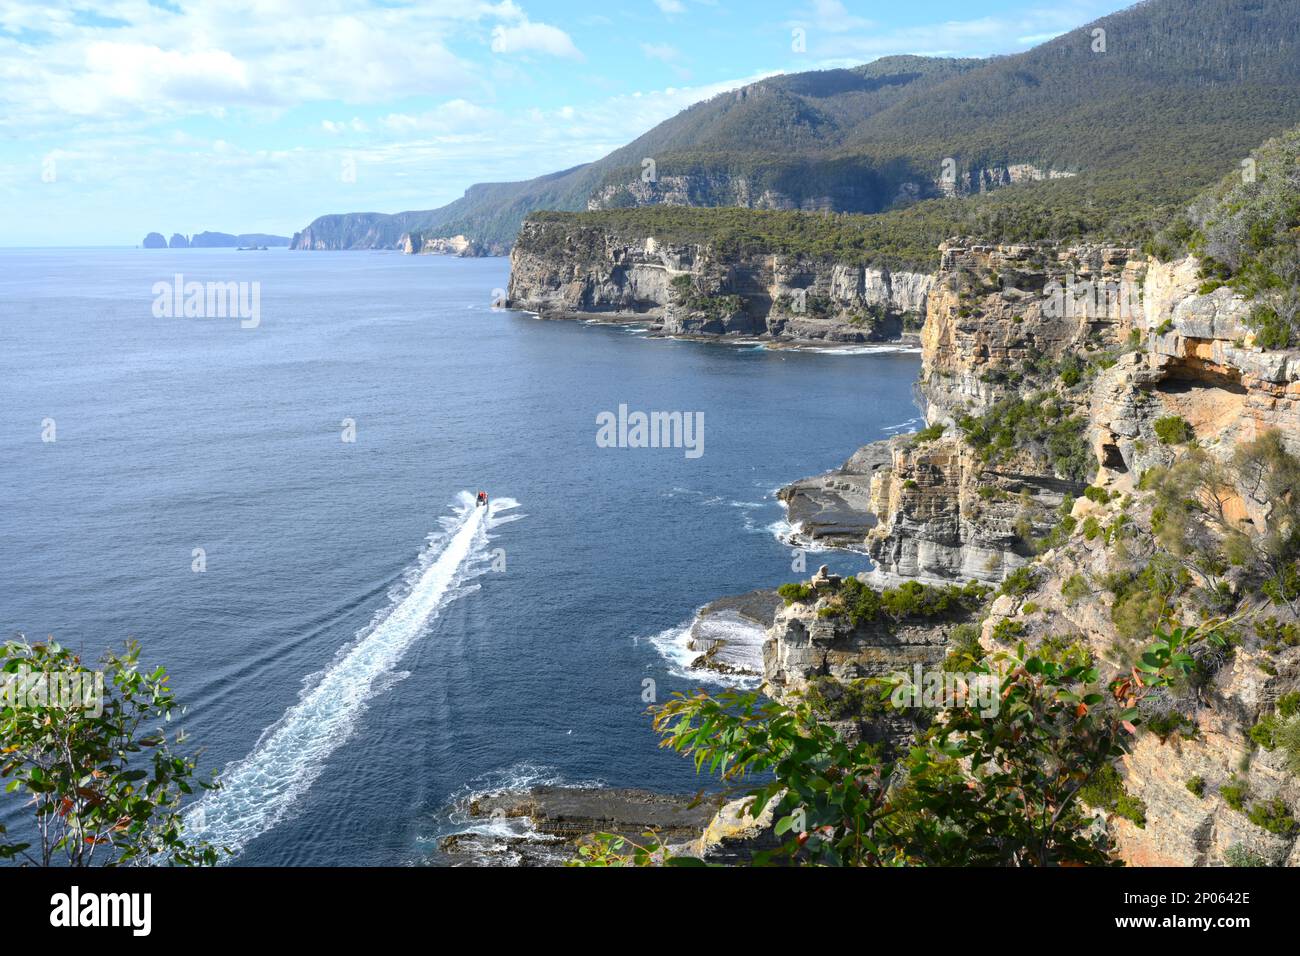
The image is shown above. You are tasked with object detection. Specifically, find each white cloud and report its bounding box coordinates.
[490,20,583,59]
[653,0,686,15]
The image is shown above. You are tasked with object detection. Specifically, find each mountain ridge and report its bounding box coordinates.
[292,0,1300,253]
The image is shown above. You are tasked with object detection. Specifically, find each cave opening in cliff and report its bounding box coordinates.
[1101,443,1128,473]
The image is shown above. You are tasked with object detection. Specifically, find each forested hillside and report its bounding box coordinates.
[293,0,1300,253]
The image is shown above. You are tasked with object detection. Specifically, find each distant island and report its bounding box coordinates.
[142,231,291,249]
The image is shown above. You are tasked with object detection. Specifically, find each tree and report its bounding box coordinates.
[0,638,223,866]
[574,626,1218,866]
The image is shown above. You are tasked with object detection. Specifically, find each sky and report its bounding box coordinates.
[0,0,1134,246]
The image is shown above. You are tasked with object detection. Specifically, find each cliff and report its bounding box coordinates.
[396,232,488,257]
[772,227,1300,865]
[506,215,931,343]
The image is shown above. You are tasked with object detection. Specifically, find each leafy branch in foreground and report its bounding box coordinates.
[574,625,1219,866]
[0,638,224,866]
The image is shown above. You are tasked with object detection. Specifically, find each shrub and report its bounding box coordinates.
[1248,303,1294,350]
[1277,692,1300,720]
[1185,776,1206,798]
[802,677,888,721]
[912,422,946,444]
[1083,486,1112,504]
[1154,415,1195,445]
[999,566,1039,597]
[1276,717,1300,775]
[1061,573,1090,603]
[942,623,984,672]
[1147,710,1196,742]
[1220,777,1249,811]
[957,392,1094,482]
[1223,844,1272,867]
[1078,764,1146,828]
[1256,617,1300,651]
[991,619,1027,642]
[1249,716,1279,751]
[778,582,814,604]
[1246,797,1298,836]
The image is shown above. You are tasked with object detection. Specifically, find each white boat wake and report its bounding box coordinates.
[185,492,521,858]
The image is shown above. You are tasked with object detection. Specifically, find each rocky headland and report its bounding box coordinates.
[505,214,931,345]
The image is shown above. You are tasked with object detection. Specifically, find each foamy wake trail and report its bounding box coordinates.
[185,492,521,858]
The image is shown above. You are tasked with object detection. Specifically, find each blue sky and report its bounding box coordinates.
[1,0,1133,245]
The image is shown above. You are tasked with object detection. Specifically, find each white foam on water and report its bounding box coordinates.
[429,762,606,866]
[883,416,923,433]
[648,611,763,690]
[185,492,522,858]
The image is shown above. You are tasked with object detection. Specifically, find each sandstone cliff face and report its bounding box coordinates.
[862,435,1076,584]
[506,218,931,342]
[588,173,845,215]
[805,240,1139,583]
[397,232,485,257]
[934,163,1076,198]
[958,259,1300,866]
[588,163,1076,213]
[762,586,947,749]
[920,240,1141,422]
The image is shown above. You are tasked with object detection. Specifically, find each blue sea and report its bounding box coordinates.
[0,248,921,865]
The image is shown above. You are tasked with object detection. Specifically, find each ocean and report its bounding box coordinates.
[0,248,921,864]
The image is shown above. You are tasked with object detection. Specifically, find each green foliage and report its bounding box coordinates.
[1154,415,1195,445]
[1278,692,1300,719]
[998,566,1040,597]
[1186,775,1206,798]
[991,619,1026,643]
[1083,486,1113,504]
[1221,776,1249,811]
[778,582,814,604]
[1103,555,1188,643]
[1256,617,1300,651]
[1158,124,1300,350]
[942,623,985,672]
[958,392,1094,483]
[582,624,1214,867]
[1246,797,1298,836]
[1146,710,1197,742]
[1144,435,1300,606]
[0,639,222,866]
[1275,717,1300,775]
[825,577,989,629]
[1034,513,1076,553]
[1060,572,1092,600]
[1038,635,1095,669]
[1078,763,1147,828]
[1249,715,1280,750]
[912,422,946,444]
[1223,843,1272,867]
[802,676,892,721]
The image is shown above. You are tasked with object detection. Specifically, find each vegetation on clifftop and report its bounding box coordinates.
[1151,123,1300,348]
[576,625,1218,866]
